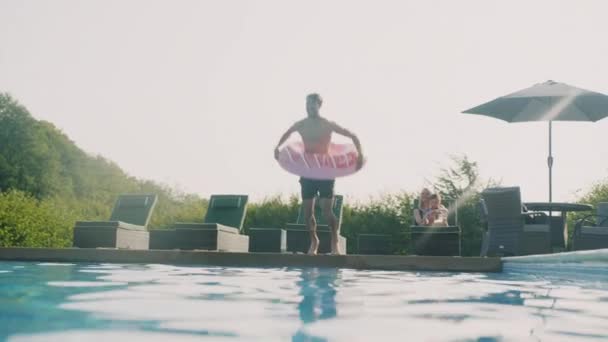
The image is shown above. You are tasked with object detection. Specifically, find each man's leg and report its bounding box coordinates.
[320,197,339,254]
[319,180,340,254]
[300,178,319,255]
[303,198,319,255]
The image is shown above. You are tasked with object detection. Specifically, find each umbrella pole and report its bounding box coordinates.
[548,121,553,215]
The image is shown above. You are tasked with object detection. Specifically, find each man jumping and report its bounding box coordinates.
[274,93,364,255]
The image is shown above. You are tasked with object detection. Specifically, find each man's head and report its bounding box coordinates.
[306,93,323,117]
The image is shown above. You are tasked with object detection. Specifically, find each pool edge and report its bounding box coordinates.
[0,247,503,273]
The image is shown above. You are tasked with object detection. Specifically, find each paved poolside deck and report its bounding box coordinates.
[0,247,502,273]
[503,248,608,264]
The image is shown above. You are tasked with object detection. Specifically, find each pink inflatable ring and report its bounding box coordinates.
[277,142,364,180]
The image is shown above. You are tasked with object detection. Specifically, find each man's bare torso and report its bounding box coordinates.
[294,117,334,154]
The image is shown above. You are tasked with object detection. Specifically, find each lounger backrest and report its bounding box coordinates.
[598,203,608,227]
[204,194,249,230]
[481,187,524,256]
[295,195,344,227]
[109,194,158,227]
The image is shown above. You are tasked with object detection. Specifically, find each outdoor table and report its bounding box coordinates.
[523,202,593,250]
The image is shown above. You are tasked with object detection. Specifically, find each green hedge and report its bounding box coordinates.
[0,190,72,247]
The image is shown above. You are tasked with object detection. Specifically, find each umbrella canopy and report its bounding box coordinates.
[462,80,608,203]
[463,80,608,122]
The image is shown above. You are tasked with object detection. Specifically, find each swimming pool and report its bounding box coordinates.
[1,255,607,341]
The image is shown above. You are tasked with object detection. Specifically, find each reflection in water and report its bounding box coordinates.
[0,262,129,340]
[1,261,608,341]
[293,268,339,342]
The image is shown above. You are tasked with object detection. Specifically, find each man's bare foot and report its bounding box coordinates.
[308,236,320,255]
[331,242,342,255]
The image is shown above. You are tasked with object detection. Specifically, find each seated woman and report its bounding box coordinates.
[424,193,449,226]
[413,188,432,226]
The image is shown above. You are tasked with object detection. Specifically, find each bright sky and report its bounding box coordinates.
[1,0,607,203]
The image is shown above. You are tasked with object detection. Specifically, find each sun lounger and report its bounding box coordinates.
[481,187,551,256]
[357,234,392,255]
[407,197,461,256]
[170,194,249,252]
[249,195,346,254]
[73,194,157,249]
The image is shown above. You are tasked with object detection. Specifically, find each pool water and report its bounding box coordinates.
[1,261,607,341]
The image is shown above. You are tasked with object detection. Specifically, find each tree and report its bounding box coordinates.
[0,93,211,246]
[431,155,491,256]
[432,154,479,200]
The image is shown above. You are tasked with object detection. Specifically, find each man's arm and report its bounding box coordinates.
[274,123,298,160]
[330,121,364,168]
